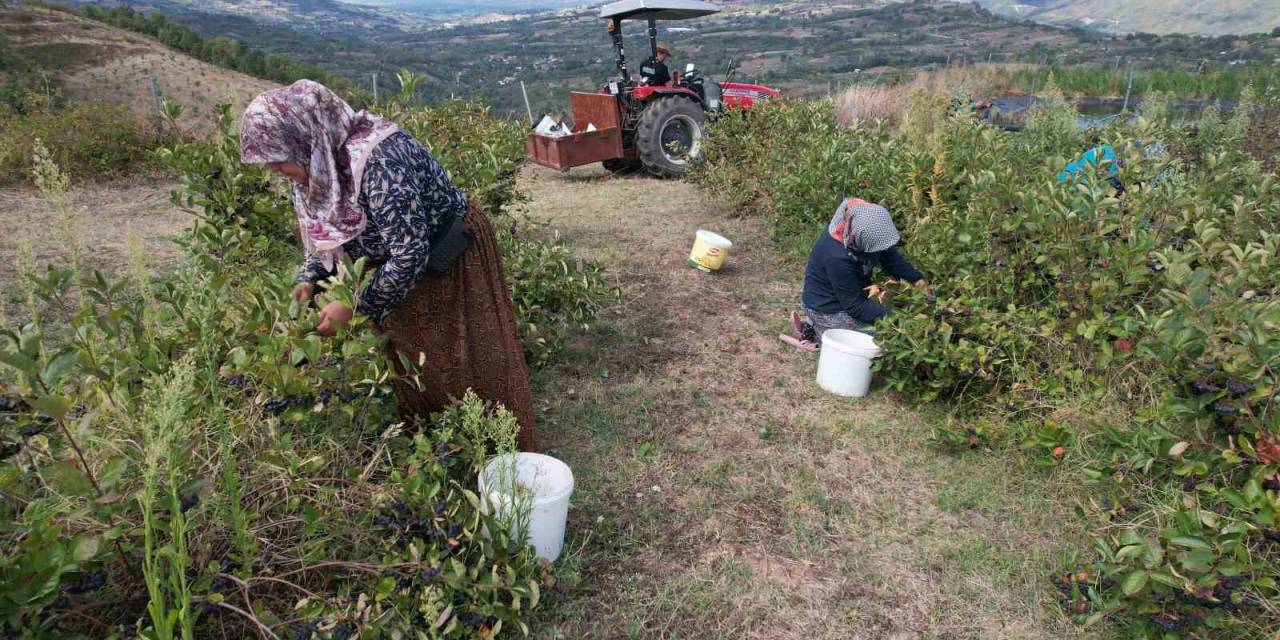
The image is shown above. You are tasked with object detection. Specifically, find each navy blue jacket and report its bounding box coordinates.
[802,232,923,324]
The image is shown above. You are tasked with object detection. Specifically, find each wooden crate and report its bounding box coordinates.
[526,92,624,171]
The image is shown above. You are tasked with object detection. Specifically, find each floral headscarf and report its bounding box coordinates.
[827,197,900,254]
[239,79,400,271]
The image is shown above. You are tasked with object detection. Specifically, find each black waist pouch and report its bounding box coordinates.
[425,212,473,277]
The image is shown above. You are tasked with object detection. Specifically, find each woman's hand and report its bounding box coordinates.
[293,282,315,303]
[316,301,354,337]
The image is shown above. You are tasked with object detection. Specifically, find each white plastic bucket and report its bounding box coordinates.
[816,329,883,398]
[478,452,574,561]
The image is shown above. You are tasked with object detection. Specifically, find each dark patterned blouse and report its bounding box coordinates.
[297,132,468,323]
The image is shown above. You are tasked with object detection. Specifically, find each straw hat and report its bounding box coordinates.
[656,43,672,57]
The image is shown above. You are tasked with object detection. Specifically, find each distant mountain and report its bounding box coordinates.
[349,1,587,16]
[59,0,431,35]
[970,0,1280,36]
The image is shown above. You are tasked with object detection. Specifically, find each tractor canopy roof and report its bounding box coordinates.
[598,0,721,21]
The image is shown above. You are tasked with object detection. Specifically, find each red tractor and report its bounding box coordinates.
[526,0,781,178]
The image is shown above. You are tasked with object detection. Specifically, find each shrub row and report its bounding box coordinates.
[0,103,172,186]
[0,101,608,638]
[695,85,1280,637]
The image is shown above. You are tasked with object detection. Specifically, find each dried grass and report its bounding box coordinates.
[0,178,188,289]
[520,164,1090,639]
[836,64,1025,126]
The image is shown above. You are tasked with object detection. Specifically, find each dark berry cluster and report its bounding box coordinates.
[372,499,460,554]
[1225,378,1253,397]
[179,492,200,513]
[287,621,320,640]
[264,394,318,416]
[221,375,250,390]
[0,396,26,413]
[329,621,355,640]
[457,611,493,629]
[434,441,455,466]
[1211,401,1240,416]
[1190,379,1222,395]
[264,397,291,416]
[0,440,20,461]
[210,576,236,594]
[1147,613,1183,631]
[373,500,432,546]
[1174,576,1248,612]
[1052,571,1092,606]
[63,569,107,595]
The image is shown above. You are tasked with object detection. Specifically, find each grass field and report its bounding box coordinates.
[518,165,1096,639]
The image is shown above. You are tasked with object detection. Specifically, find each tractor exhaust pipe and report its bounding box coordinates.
[609,18,631,85]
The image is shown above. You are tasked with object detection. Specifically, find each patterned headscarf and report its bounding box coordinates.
[827,197,901,253]
[239,80,400,270]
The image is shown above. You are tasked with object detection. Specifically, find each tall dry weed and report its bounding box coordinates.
[31,138,82,309]
[835,64,1018,126]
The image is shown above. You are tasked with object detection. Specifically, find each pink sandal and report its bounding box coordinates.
[789,311,807,336]
[779,333,820,352]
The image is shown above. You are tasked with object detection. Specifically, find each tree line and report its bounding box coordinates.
[73,5,365,100]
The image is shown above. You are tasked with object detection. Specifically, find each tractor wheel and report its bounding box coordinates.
[602,158,642,175]
[636,97,705,178]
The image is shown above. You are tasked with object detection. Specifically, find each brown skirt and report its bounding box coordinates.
[380,202,537,451]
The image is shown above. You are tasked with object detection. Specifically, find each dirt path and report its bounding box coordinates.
[0,177,188,290]
[522,165,1092,640]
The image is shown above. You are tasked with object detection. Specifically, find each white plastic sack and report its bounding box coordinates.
[534,115,570,138]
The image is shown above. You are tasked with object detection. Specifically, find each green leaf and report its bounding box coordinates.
[374,576,396,600]
[51,460,94,497]
[1169,536,1211,551]
[42,350,80,386]
[0,350,39,376]
[72,536,101,563]
[1177,550,1215,573]
[29,395,72,420]
[1122,570,1149,596]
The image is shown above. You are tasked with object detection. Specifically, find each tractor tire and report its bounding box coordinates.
[602,158,642,175]
[636,96,705,178]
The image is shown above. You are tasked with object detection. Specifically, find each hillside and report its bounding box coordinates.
[974,0,1280,36]
[57,0,431,35]
[0,4,275,132]
[83,0,1280,118]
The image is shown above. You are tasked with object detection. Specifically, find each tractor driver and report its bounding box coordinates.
[640,44,674,86]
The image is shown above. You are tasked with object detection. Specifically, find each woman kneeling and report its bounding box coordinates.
[787,197,927,349]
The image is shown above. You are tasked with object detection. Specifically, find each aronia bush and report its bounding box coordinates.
[695,85,1280,637]
[0,100,608,638]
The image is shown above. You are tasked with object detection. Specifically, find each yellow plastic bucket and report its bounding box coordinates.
[688,229,733,273]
